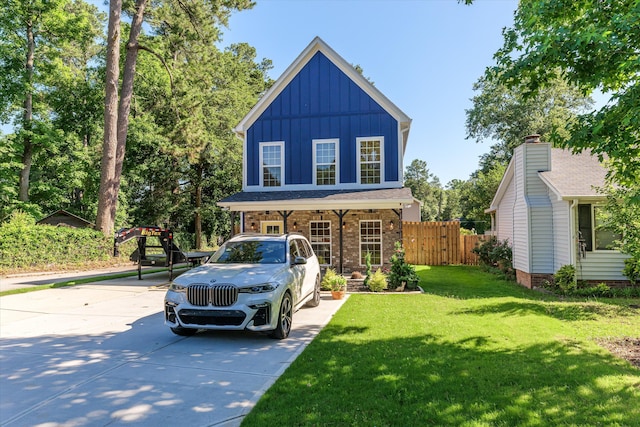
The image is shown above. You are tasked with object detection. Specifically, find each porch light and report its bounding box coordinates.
[293,222,298,231]
[251,222,256,231]
[342,221,347,230]
[389,220,394,230]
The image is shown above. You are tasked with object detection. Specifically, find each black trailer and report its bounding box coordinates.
[114,226,213,280]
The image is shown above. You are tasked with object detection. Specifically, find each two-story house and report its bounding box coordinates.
[218,37,417,273]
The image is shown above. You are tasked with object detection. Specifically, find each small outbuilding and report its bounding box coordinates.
[37,210,94,229]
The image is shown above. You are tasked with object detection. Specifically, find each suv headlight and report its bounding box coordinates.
[238,282,279,294]
[169,282,187,293]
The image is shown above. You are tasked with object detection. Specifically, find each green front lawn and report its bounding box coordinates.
[242,265,640,426]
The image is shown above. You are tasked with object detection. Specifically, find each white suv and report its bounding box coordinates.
[164,233,321,339]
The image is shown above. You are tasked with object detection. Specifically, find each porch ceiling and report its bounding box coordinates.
[218,188,415,211]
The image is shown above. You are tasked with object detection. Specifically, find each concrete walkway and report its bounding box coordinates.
[0,270,347,426]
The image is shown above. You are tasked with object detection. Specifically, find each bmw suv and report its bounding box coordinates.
[164,233,321,339]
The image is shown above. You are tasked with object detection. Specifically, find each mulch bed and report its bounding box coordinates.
[597,337,640,369]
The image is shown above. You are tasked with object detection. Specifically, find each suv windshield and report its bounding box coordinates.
[209,240,286,264]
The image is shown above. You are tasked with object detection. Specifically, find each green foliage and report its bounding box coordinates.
[623,257,640,285]
[0,211,111,272]
[321,268,346,292]
[363,251,373,286]
[472,237,512,276]
[387,241,419,290]
[490,0,640,251]
[367,268,387,292]
[404,159,444,221]
[546,264,577,295]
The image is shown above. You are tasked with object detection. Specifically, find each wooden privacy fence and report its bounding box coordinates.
[402,221,486,266]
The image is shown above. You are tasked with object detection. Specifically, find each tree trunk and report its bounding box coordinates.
[194,177,203,250]
[95,0,122,236]
[111,0,148,224]
[18,18,35,202]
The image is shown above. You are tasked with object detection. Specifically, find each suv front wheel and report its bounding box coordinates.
[270,291,292,339]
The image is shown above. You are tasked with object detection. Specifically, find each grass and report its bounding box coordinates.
[242,265,640,427]
[0,266,187,297]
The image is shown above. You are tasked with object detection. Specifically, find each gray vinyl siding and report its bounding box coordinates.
[576,251,630,281]
[496,174,515,244]
[512,148,529,272]
[551,198,571,271]
[529,195,554,273]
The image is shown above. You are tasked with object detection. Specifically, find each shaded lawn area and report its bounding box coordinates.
[242,266,640,427]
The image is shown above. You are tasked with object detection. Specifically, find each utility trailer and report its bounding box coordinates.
[114,226,213,280]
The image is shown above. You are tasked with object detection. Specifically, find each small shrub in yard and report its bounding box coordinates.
[472,237,513,278]
[387,241,419,290]
[367,268,387,292]
[554,264,577,294]
[363,251,373,287]
[322,268,347,291]
[623,256,640,284]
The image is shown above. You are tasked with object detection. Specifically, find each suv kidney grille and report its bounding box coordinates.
[187,284,238,307]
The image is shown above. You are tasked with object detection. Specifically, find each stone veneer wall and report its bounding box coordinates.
[242,209,401,273]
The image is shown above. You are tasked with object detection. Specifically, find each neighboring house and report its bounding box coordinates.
[37,209,94,228]
[486,135,629,288]
[218,37,417,273]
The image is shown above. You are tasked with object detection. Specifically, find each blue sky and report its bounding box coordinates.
[219,0,520,185]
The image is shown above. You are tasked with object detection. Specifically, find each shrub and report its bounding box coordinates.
[351,271,363,279]
[322,268,346,291]
[554,264,577,294]
[387,241,419,290]
[0,212,112,272]
[363,251,373,287]
[623,256,640,284]
[472,237,513,277]
[368,268,387,292]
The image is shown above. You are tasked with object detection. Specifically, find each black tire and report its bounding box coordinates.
[305,275,321,307]
[171,326,198,336]
[270,292,293,339]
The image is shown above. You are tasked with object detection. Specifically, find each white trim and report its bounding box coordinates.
[312,138,340,186]
[261,220,283,234]
[359,219,383,266]
[309,220,332,266]
[234,37,411,153]
[259,141,285,188]
[220,197,410,212]
[356,136,384,185]
[243,181,402,192]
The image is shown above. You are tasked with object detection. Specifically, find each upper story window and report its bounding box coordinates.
[313,139,338,186]
[260,142,284,187]
[357,137,383,184]
[578,204,621,251]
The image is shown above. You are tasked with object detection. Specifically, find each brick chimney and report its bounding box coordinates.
[524,134,541,144]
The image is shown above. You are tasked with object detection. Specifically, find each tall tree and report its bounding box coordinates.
[466,71,592,172]
[489,0,640,259]
[95,0,255,237]
[404,159,444,221]
[490,0,639,193]
[1,0,105,216]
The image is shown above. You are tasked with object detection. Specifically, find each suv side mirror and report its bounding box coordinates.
[293,256,307,265]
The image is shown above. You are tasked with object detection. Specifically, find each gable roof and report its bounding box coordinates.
[234,36,412,152]
[538,148,608,199]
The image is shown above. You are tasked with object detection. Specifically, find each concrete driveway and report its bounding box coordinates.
[0,271,346,426]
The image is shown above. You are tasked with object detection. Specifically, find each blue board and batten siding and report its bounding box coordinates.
[245,51,400,188]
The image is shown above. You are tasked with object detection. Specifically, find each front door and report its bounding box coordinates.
[261,221,283,234]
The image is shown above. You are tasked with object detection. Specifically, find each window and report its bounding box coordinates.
[578,204,621,251]
[358,137,383,184]
[360,220,382,265]
[261,221,283,234]
[260,142,283,187]
[313,139,338,186]
[310,221,331,265]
